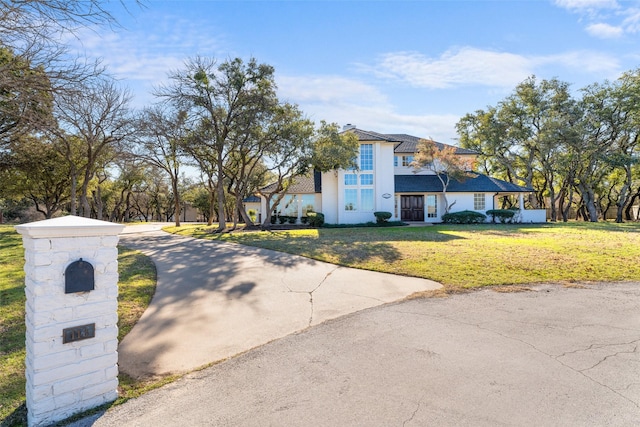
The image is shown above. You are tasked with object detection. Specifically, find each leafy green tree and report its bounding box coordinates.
[1,135,70,218]
[311,121,359,172]
[0,47,53,150]
[256,105,315,227]
[157,56,278,231]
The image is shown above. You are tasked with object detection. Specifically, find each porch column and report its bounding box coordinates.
[518,193,524,210]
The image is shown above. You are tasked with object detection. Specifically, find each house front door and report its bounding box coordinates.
[401,195,424,221]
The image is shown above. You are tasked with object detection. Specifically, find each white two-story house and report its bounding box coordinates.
[257,126,546,224]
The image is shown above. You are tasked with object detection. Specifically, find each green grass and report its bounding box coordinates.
[166,222,640,289]
[0,225,157,425]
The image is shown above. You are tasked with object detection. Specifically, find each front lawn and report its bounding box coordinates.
[0,225,157,424]
[165,222,640,288]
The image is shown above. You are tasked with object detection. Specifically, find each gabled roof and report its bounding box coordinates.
[343,127,477,155]
[242,195,261,203]
[259,170,322,194]
[349,129,403,143]
[389,134,477,155]
[395,173,532,193]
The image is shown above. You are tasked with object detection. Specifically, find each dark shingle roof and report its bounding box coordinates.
[260,170,322,194]
[394,173,532,193]
[349,129,403,143]
[388,134,477,155]
[242,195,260,203]
[343,128,476,155]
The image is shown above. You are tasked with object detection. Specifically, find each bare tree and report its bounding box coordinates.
[135,106,187,226]
[53,77,135,217]
[0,1,144,146]
[411,139,474,215]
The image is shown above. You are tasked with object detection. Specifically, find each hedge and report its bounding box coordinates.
[441,210,487,224]
[307,212,325,227]
[486,209,516,223]
[373,211,392,224]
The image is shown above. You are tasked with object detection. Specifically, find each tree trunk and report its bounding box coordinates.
[94,187,103,220]
[216,163,226,231]
[172,179,181,227]
[70,170,77,216]
[236,195,254,227]
[578,184,598,222]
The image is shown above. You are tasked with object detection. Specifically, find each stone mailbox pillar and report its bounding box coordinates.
[15,216,124,427]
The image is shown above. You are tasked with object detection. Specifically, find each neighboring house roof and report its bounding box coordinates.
[344,127,477,155]
[259,170,322,194]
[395,173,532,193]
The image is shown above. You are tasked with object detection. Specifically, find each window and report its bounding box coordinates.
[360,144,373,171]
[394,156,398,167]
[301,195,315,216]
[278,195,298,216]
[360,174,373,185]
[474,193,486,210]
[345,189,357,211]
[426,195,438,218]
[343,144,375,212]
[402,155,414,167]
[361,189,374,211]
[344,174,357,185]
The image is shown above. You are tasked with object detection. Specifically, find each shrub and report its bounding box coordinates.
[247,209,257,223]
[373,211,392,224]
[486,209,516,223]
[300,216,309,224]
[270,214,277,224]
[307,212,325,227]
[441,210,487,224]
[287,216,297,224]
[278,215,288,224]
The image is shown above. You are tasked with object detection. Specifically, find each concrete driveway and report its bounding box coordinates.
[116,224,441,378]
[73,282,640,426]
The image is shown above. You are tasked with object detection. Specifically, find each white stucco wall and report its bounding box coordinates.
[446,192,489,214]
[321,171,339,224]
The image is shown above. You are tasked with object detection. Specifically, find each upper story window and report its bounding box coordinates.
[402,155,414,167]
[394,156,398,167]
[360,144,373,171]
[360,174,373,185]
[344,174,357,186]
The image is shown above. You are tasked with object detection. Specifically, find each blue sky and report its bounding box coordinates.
[72,0,640,144]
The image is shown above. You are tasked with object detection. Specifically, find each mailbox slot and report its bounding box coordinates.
[65,259,94,293]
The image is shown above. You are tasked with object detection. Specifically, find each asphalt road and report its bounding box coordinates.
[72,282,640,426]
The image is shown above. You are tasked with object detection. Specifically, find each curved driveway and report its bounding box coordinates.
[117,223,442,378]
[73,281,640,426]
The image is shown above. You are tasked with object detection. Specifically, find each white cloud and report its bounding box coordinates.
[277,75,387,104]
[554,0,640,37]
[536,50,621,75]
[621,7,640,33]
[300,100,461,143]
[554,0,619,11]
[585,22,624,37]
[67,16,227,86]
[362,47,620,90]
[363,48,532,89]
[274,74,460,141]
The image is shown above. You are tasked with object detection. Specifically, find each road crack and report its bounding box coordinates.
[282,266,339,326]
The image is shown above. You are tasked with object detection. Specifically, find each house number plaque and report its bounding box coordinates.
[63,323,95,344]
